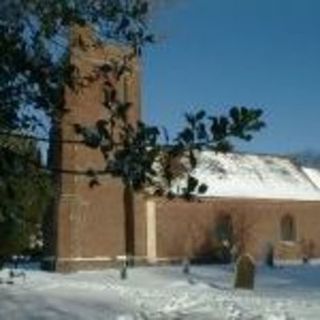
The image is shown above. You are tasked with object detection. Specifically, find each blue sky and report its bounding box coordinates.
[142,0,320,155]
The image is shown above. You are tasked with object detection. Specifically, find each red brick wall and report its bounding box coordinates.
[46,26,141,272]
[153,197,320,262]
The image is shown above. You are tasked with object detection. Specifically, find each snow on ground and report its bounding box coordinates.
[1,264,320,320]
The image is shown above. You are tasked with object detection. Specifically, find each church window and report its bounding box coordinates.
[280,214,296,242]
[215,214,233,244]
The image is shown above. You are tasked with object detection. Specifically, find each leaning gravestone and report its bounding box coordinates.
[234,254,255,290]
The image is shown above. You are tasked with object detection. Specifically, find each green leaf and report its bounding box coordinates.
[198,184,208,194]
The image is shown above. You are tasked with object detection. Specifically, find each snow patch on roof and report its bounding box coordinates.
[302,167,320,189]
[172,152,320,201]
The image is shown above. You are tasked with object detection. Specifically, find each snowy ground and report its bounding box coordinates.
[1,264,320,320]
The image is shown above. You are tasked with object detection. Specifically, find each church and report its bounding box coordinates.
[43,27,320,272]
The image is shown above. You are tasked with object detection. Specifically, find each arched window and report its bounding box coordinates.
[215,214,233,244]
[280,215,296,242]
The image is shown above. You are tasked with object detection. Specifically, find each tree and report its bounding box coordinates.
[0,0,156,131]
[0,0,156,259]
[0,137,51,266]
[0,0,266,261]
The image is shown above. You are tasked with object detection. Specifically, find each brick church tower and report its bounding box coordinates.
[44,26,141,272]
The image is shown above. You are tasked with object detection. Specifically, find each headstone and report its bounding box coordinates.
[120,261,128,280]
[182,258,190,275]
[234,254,255,290]
[265,243,274,268]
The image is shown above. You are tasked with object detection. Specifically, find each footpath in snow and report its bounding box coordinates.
[1,264,320,320]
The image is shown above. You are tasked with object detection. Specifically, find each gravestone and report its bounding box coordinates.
[182,258,190,275]
[265,243,274,268]
[234,254,255,290]
[120,261,128,280]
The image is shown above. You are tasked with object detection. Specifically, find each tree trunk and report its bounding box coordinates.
[123,184,135,265]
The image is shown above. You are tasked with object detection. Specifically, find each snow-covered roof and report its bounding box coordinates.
[302,167,320,190]
[171,152,320,201]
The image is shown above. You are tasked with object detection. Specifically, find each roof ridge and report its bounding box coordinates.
[200,149,291,160]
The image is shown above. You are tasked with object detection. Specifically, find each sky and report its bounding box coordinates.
[142,0,320,155]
